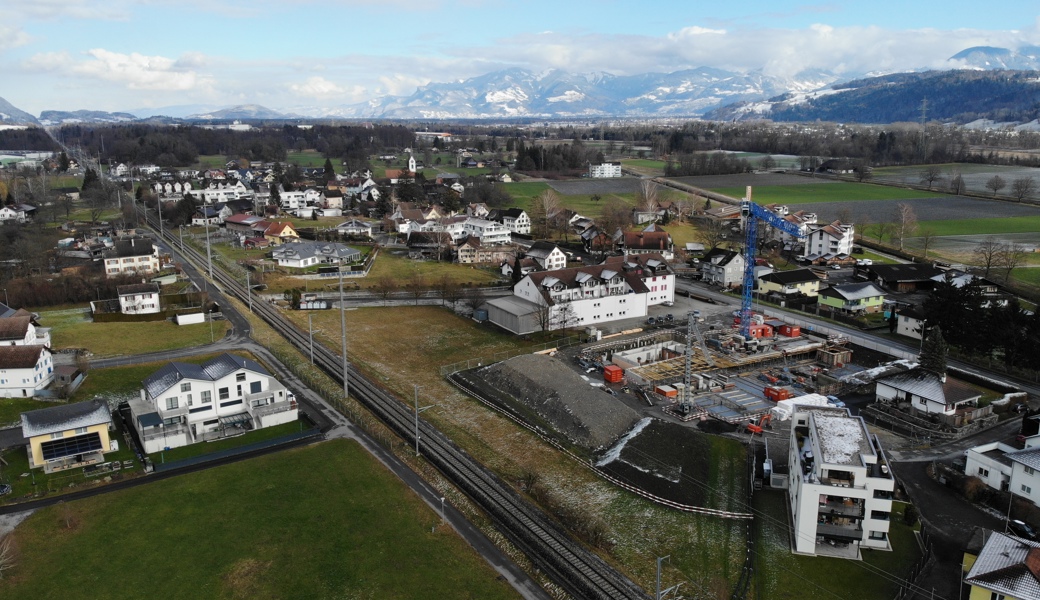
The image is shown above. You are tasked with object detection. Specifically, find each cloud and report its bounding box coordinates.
[22,49,213,92]
[290,76,367,101]
[0,25,32,52]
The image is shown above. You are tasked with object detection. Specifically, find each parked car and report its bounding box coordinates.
[662,300,675,307]
[1009,519,1038,540]
[0,483,10,496]
[665,314,674,322]
[830,264,843,270]
[647,317,657,326]
[826,395,846,408]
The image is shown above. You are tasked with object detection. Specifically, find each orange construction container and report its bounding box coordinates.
[748,323,773,338]
[603,365,624,383]
[779,324,801,337]
[655,385,678,398]
[764,386,793,401]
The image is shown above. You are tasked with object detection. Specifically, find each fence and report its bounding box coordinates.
[892,524,934,600]
[439,335,581,376]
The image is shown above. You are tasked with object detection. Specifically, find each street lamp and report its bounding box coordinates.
[308,312,314,365]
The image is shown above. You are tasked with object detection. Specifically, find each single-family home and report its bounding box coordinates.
[117,283,161,315]
[192,206,222,226]
[801,220,855,262]
[0,315,50,347]
[619,229,674,259]
[964,441,1016,492]
[787,405,895,558]
[701,249,745,288]
[335,219,374,238]
[525,241,568,271]
[0,345,54,397]
[20,399,114,472]
[455,236,514,265]
[262,221,299,246]
[129,353,298,453]
[270,242,362,269]
[102,239,160,279]
[874,368,981,416]
[818,282,886,314]
[758,269,821,298]
[964,531,1040,600]
[856,263,943,293]
[895,306,927,340]
[488,208,531,235]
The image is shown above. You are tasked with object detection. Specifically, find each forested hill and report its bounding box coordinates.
[709,70,1040,125]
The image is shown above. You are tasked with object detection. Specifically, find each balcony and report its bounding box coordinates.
[141,423,189,442]
[819,500,864,518]
[816,522,863,543]
[158,403,189,418]
[250,398,297,420]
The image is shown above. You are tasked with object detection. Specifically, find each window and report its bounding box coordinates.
[1027,466,1036,476]
[250,381,262,394]
[74,427,88,434]
[166,397,179,410]
[978,467,990,477]
[180,382,191,392]
[201,391,212,404]
[50,432,63,440]
[868,531,887,541]
[991,594,1007,600]
[220,399,243,408]
[186,393,193,406]
[219,387,229,400]
[870,510,890,521]
[1023,484,1033,494]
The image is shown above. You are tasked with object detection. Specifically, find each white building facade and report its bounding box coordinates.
[589,162,622,178]
[0,345,54,398]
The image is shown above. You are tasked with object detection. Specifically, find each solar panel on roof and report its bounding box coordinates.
[40,432,103,462]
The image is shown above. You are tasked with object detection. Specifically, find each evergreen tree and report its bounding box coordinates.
[918,325,948,377]
[81,168,100,191]
[323,158,335,182]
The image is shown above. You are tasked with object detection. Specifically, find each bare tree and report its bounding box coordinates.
[973,238,1001,277]
[674,197,694,222]
[919,166,943,189]
[894,203,918,252]
[372,275,398,305]
[406,271,426,305]
[996,242,1026,282]
[918,228,937,259]
[856,212,872,241]
[874,220,894,244]
[948,172,966,195]
[597,198,631,241]
[554,300,579,337]
[463,287,487,315]
[986,175,1007,197]
[533,301,553,333]
[437,274,463,311]
[637,180,659,213]
[0,534,16,579]
[1011,177,1036,202]
[696,217,728,252]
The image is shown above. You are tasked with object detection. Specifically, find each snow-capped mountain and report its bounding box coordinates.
[187,104,299,120]
[38,110,138,126]
[947,45,1040,70]
[0,97,40,126]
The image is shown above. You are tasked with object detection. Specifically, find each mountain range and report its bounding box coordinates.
[2,44,1040,126]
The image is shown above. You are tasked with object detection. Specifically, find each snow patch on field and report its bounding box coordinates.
[596,417,651,467]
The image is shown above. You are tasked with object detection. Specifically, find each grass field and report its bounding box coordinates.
[149,420,308,463]
[292,305,748,593]
[910,215,1040,237]
[0,439,520,600]
[621,158,667,176]
[711,183,945,204]
[0,398,47,428]
[43,308,230,356]
[72,352,253,402]
[753,491,921,600]
[362,252,503,288]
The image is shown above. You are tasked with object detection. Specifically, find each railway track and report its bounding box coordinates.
[147,212,650,600]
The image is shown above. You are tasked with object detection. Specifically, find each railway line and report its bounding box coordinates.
[146,211,650,600]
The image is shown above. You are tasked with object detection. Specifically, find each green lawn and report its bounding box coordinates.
[910,215,1040,237]
[72,353,253,402]
[363,253,502,288]
[149,420,310,464]
[0,398,47,428]
[711,183,946,204]
[0,439,519,600]
[753,491,921,600]
[43,308,230,357]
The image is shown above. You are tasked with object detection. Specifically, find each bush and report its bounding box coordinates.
[903,504,918,526]
[963,476,988,502]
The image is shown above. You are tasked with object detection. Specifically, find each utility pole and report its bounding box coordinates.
[308,312,314,365]
[204,213,213,278]
[339,265,348,399]
[246,270,252,313]
[655,555,681,600]
[413,385,434,457]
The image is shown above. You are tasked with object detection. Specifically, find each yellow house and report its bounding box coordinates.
[263,221,300,246]
[20,399,114,473]
[758,269,821,297]
[964,530,1040,599]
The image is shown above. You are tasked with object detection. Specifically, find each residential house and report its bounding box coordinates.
[895,306,927,340]
[102,239,160,278]
[129,353,298,453]
[818,282,886,314]
[489,208,531,235]
[787,405,895,558]
[466,203,490,218]
[335,219,374,238]
[801,220,855,263]
[931,270,1007,307]
[856,263,943,293]
[456,236,514,265]
[20,399,114,473]
[964,441,1016,492]
[525,241,568,271]
[456,218,511,245]
[1003,445,1040,509]
[487,253,673,334]
[701,248,745,288]
[279,190,307,210]
[0,315,50,347]
[224,214,266,237]
[112,163,129,177]
[192,206,222,226]
[874,368,981,416]
[405,231,452,258]
[964,531,1040,600]
[270,242,362,269]
[0,345,54,397]
[589,162,622,178]
[619,229,674,259]
[500,257,539,278]
[262,222,299,246]
[117,283,161,315]
[758,269,821,298]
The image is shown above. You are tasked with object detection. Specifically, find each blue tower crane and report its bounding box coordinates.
[739,191,806,338]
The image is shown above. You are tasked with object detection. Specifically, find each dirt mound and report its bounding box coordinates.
[479,354,640,450]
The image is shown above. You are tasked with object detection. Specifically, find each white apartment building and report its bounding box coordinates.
[589,162,622,178]
[279,190,307,210]
[802,220,855,260]
[0,345,54,398]
[102,239,160,279]
[494,208,531,235]
[130,353,298,453]
[788,406,895,558]
[488,254,673,334]
[457,218,511,245]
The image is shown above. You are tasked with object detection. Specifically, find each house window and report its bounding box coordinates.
[868,531,887,541]
[978,467,989,477]
[1027,466,1036,476]
[918,398,926,406]
[250,381,262,394]
[74,427,88,435]
[50,432,63,440]
[201,391,212,404]
[166,397,179,410]
[180,382,191,392]
[1023,484,1033,495]
[219,387,229,400]
[991,594,1007,600]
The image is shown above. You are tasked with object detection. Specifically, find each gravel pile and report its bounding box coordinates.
[481,354,640,450]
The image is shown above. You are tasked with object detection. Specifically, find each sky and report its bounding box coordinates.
[3,0,1040,116]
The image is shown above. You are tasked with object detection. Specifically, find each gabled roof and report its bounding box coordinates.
[526,241,562,259]
[264,222,297,237]
[965,531,1040,599]
[116,283,160,296]
[143,353,269,399]
[0,345,46,368]
[102,239,154,259]
[819,282,886,301]
[225,214,264,226]
[759,269,820,285]
[271,242,361,262]
[876,368,981,405]
[865,263,943,283]
[21,399,111,438]
[0,316,31,340]
[703,248,742,267]
[525,263,648,305]
[622,231,672,251]
[1007,447,1040,472]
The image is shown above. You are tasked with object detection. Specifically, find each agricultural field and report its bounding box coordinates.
[292,305,750,593]
[0,439,519,600]
[620,158,667,176]
[360,251,503,289]
[872,163,1040,200]
[710,182,945,206]
[42,307,229,357]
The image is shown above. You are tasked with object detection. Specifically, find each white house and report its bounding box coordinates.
[270,242,362,269]
[112,163,129,177]
[525,241,568,271]
[117,283,161,315]
[130,353,298,453]
[701,248,745,288]
[491,208,531,235]
[102,239,160,279]
[0,315,51,347]
[964,441,1016,492]
[874,368,981,416]
[488,254,673,334]
[458,218,511,245]
[788,405,895,558]
[279,191,307,210]
[589,162,622,178]
[802,220,855,261]
[0,345,54,398]
[335,219,374,238]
